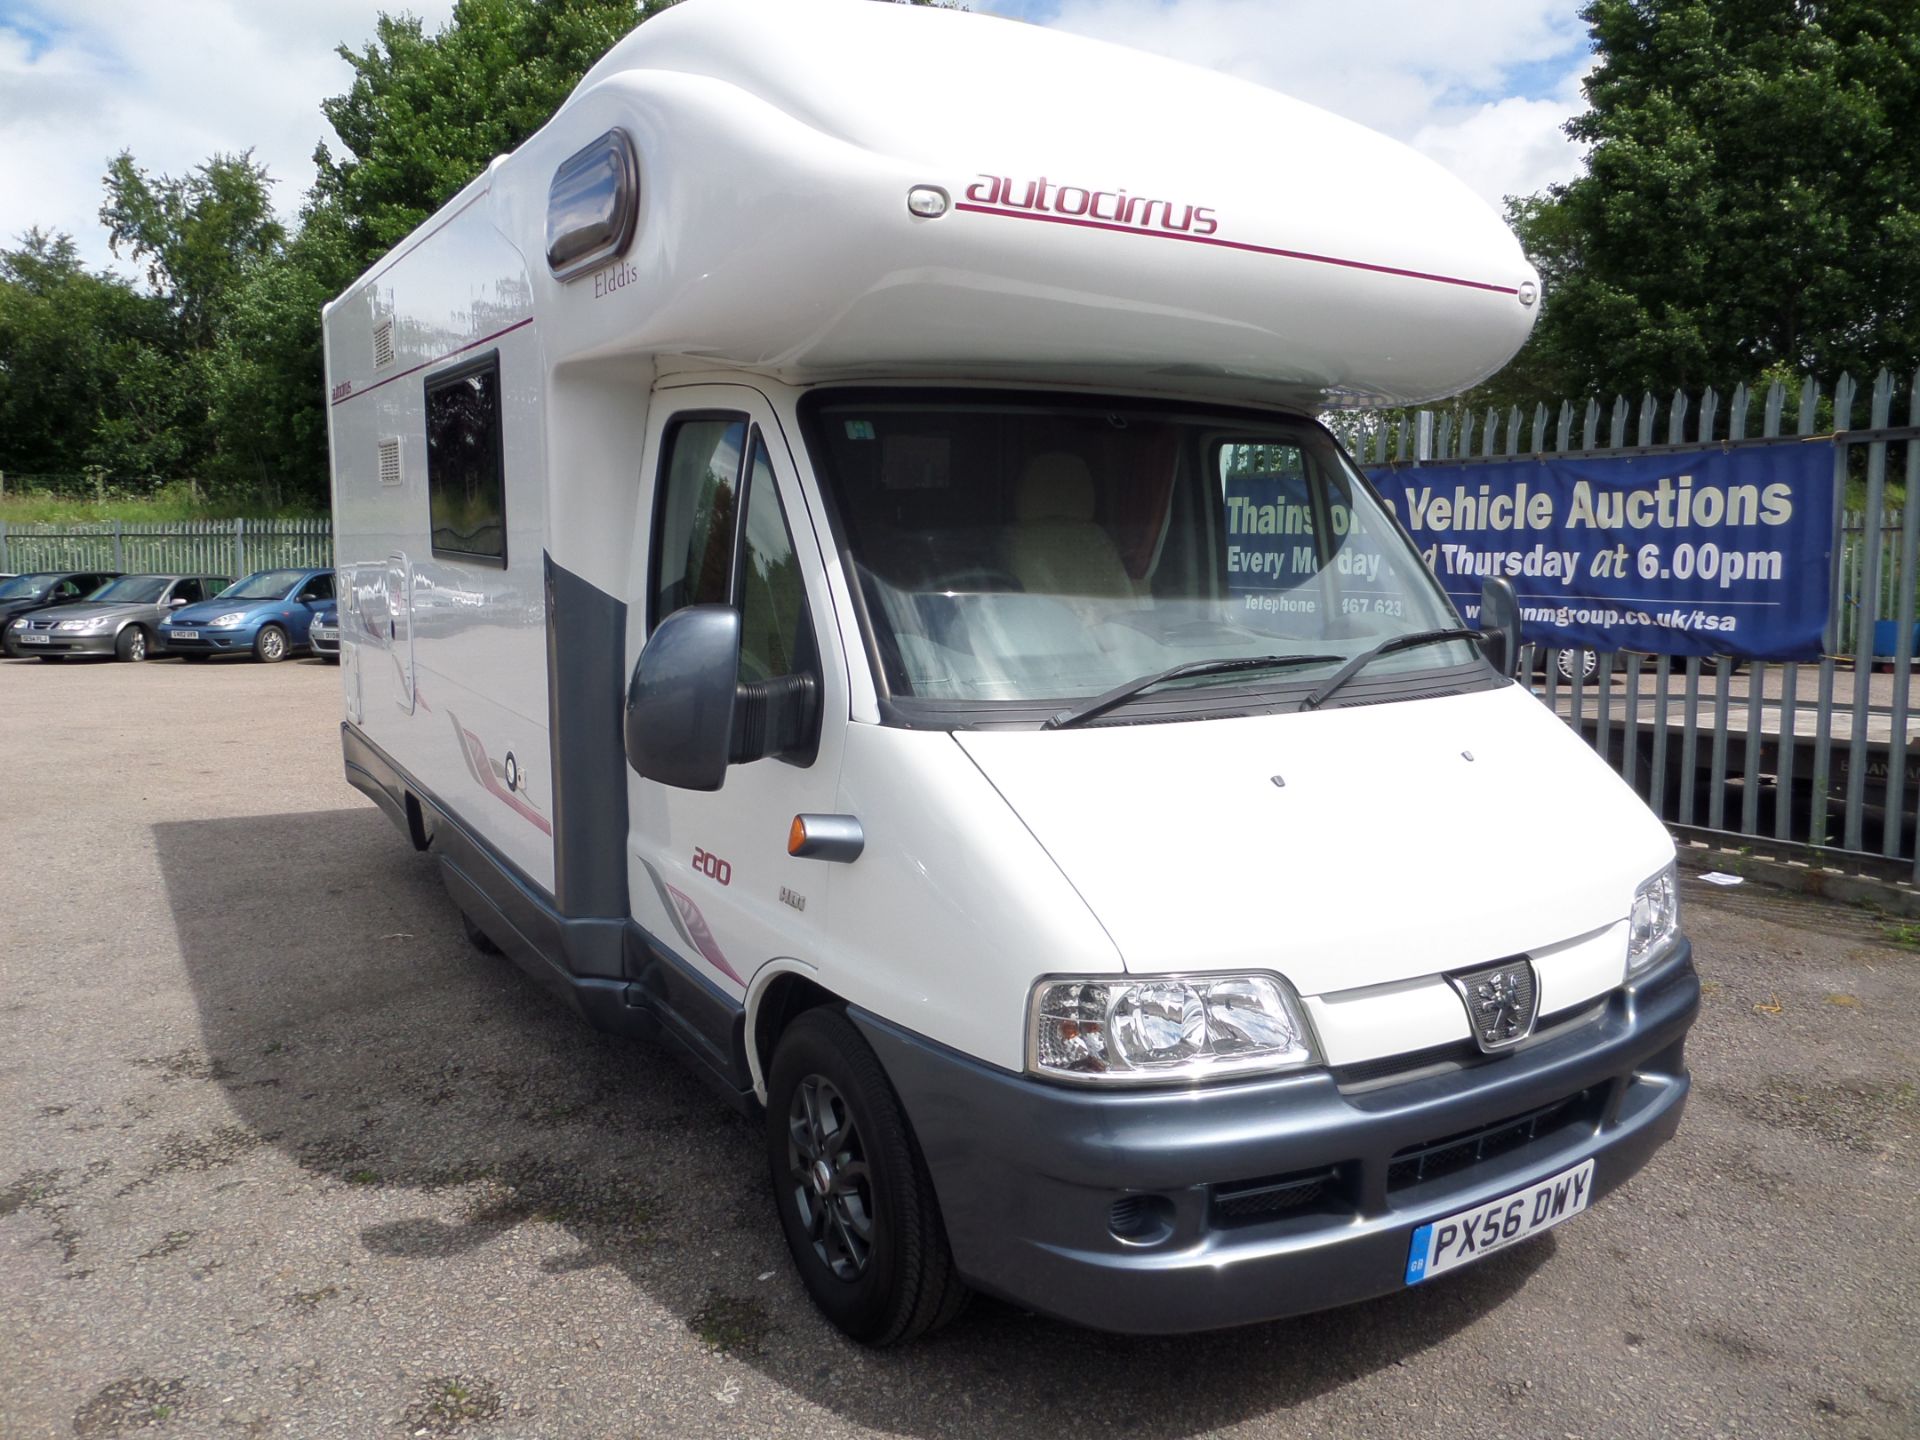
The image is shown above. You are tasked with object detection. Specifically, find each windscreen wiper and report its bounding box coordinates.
[1044,654,1333,731]
[1297,627,1483,711]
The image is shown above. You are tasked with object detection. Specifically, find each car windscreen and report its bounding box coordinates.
[0,575,53,599]
[218,570,306,601]
[87,576,171,603]
[806,392,1475,716]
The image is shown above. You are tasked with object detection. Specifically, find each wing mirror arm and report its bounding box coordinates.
[1475,576,1523,679]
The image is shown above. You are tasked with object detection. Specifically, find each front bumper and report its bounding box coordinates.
[310,624,340,657]
[5,629,116,656]
[158,627,253,654]
[856,941,1699,1335]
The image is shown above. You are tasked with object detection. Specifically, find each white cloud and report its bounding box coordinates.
[0,1,456,276]
[1,0,1590,278]
[985,0,1593,206]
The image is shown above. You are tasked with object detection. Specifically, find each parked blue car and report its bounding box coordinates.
[158,568,335,662]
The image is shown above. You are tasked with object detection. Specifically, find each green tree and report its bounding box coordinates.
[100,150,286,351]
[0,229,186,478]
[313,0,673,270]
[204,203,361,505]
[1490,0,1920,408]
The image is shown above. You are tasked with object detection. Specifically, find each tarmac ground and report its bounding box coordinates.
[1,655,1915,1438]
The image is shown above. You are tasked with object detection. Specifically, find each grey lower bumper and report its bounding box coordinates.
[855,943,1698,1335]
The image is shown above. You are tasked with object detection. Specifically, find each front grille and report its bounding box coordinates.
[1333,999,1610,1091]
[1387,1087,1600,1191]
[1211,1165,1346,1226]
[1335,1039,1478,1087]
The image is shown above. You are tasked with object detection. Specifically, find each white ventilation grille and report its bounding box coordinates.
[377,437,402,487]
[372,319,396,369]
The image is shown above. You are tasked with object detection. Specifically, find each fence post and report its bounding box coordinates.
[233,518,245,580]
[0,519,7,572]
[112,519,124,571]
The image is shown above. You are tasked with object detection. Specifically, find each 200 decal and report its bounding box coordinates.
[691,847,732,885]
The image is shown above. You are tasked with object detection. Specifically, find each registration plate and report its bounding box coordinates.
[170,629,199,641]
[1405,1158,1594,1284]
[18,633,48,645]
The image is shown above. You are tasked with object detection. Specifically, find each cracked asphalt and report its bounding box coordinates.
[1,656,1915,1438]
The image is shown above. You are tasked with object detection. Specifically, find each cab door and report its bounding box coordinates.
[623,386,846,1010]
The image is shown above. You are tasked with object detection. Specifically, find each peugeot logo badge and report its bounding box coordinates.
[1447,958,1539,1053]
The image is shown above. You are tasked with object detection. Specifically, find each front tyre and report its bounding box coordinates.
[253,624,289,663]
[766,1008,968,1346]
[116,625,150,662]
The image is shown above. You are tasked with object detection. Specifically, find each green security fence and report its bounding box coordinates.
[0,518,333,582]
[1364,369,1920,875]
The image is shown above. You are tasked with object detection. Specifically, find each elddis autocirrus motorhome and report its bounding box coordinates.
[324,0,1697,1345]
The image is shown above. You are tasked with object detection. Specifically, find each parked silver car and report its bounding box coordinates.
[4,574,230,662]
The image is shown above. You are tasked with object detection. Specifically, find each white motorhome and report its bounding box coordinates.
[324,0,1697,1344]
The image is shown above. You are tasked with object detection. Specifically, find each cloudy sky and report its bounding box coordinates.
[0,0,1594,276]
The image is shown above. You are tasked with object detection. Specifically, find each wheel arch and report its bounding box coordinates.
[747,963,843,1102]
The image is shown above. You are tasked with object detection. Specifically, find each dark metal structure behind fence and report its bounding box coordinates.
[1370,369,1920,878]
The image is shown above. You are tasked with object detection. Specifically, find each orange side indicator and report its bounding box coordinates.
[788,815,809,856]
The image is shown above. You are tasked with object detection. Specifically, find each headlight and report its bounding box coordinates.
[56,617,108,632]
[1627,862,1680,972]
[209,612,247,627]
[1029,972,1316,1084]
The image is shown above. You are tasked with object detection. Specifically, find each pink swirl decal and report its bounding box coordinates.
[664,884,744,985]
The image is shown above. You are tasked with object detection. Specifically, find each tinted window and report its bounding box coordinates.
[652,416,746,627]
[90,576,171,603]
[426,354,507,565]
[737,436,815,682]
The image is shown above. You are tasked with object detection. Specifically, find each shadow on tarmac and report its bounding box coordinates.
[155,805,1547,1437]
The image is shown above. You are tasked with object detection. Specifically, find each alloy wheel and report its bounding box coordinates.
[786,1075,874,1281]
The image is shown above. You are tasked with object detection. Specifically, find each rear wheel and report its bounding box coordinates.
[253,624,289,663]
[459,910,503,955]
[116,626,150,662]
[766,1007,967,1345]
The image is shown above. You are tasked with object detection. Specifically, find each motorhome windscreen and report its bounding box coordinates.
[808,395,1476,712]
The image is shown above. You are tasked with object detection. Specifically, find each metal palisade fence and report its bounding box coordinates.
[1361,368,1920,880]
[0,518,333,582]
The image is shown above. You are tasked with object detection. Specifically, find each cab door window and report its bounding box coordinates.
[650,414,821,758]
[652,416,747,626]
[737,437,817,683]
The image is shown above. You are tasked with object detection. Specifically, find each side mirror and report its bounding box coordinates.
[169,595,190,607]
[624,606,743,791]
[1476,576,1523,679]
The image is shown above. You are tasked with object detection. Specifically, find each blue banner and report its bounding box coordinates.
[1363,444,1836,660]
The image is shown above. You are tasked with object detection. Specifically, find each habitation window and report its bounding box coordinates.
[425,353,507,566]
